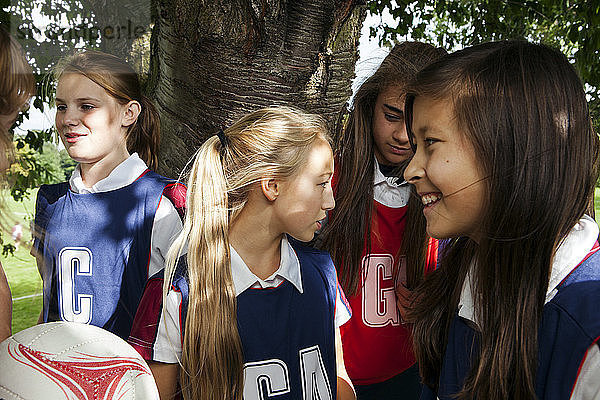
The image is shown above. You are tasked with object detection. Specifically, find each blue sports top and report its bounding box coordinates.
[129,236,350,399]
[33,169,184,340]
[423,217,600,400]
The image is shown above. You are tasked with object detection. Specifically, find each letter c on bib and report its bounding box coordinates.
[58,247,93,324]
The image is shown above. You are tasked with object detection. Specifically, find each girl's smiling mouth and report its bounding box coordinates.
[64,132,87,143]
[420,192,442,208]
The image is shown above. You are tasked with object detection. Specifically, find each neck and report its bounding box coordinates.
[229,195,282,280]
[79,149,130,188]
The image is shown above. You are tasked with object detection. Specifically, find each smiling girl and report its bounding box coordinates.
[31,51,185,340]
[128,107,354,400]
[404,41,600,399]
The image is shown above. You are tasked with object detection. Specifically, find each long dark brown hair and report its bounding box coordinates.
[55,51,160,170]
[319,41,446,295]
[405,41,600,399]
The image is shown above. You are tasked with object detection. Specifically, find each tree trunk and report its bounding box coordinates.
[147,0,366,178]
[82,0,154,74]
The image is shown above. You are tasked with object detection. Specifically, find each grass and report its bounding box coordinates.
[3,188,600,336]
[1,189,42,334]
[595,187,600,223]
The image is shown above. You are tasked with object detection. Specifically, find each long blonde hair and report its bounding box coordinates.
[164,106,330,399]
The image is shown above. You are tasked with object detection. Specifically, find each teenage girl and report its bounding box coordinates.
[318,41,444,399]
[0,25,35,342]
[31,51,185,340]
[404,40,600,399]
[128,106,355,400]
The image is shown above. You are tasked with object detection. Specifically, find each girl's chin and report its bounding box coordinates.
[384,154,411,166]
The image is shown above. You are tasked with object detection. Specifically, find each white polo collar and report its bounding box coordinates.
[458,215,599,325]
[373,157,410,208]
[231,235,303,296]
[69,153,148,194]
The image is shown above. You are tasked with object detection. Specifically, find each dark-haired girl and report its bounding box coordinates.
[404,40,600,399]
[318,42,445,399]
[32,51,185,340]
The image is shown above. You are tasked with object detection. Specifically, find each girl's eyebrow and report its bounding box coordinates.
[383,103,403,114]
[55,97,101,103]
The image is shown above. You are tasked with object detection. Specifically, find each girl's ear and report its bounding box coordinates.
[260,178,280,201]
[122,100,141,127]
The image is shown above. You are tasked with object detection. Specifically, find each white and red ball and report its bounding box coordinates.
[0,322,159,400]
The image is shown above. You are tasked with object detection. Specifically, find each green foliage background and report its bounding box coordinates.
[3,0,600,200]
[367,0,600,132]
[1,0,600,197]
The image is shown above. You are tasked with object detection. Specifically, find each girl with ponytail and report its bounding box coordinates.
[128,106,355,400]
[31,50,186,340]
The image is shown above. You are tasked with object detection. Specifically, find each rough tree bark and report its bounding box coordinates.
[147,0,366,177]
[81,0,365,177]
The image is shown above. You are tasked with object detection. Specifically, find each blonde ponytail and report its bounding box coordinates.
[164,106,330,399]
[164,135,243,399]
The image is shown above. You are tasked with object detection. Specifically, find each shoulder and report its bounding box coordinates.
[136,171,186,219]
[34,182,70,222]
[136,170,175,188]
[288,236,337,290]
[143,171,187,216]
[545,254,600,340]
[561,250,600,285]
[288,235,334,267]
[37,182,69,204]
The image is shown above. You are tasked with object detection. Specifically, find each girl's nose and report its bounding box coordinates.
[62,108,79,127]
[404,151,425,184]
[392,123,409,145]
[323,185,335,211]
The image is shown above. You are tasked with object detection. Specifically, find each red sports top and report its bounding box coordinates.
[334,167,438,385]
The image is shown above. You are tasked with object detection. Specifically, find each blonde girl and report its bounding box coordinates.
[129,106,354,399]
[32,51,185,340]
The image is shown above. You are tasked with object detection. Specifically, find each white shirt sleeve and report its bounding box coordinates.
[148,196,184,278]
[334,282,351,328]
[571,343,600,399]
[152,289,184,363]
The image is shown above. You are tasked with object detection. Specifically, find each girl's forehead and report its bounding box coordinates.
[413,96,454,126]
[299,139,333,173]
[56,73,110,100]
[378,83,406,101]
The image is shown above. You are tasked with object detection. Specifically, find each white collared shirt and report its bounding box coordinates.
[69,153,183,278]
[153,236,351,363]
[231,235,303,294]
[373,158,411,208]
[457,215,600,399]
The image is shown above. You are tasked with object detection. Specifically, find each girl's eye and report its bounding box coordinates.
[81,104,95,111]
[384,112,403,122]
[319,179,332,188]
[424,138,439,146]
[56,104,66,112]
